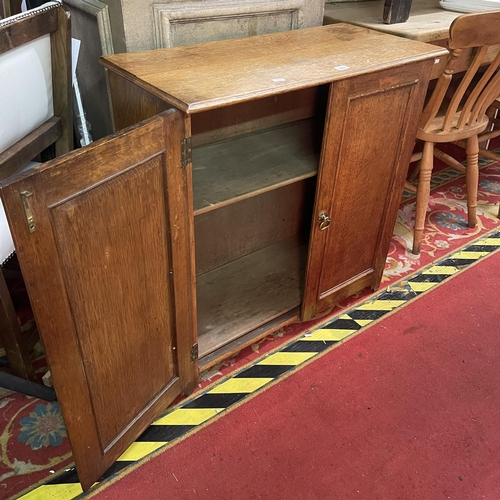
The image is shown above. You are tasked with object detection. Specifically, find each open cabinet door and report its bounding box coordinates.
[302,61,432,321]
[0,110,198,490]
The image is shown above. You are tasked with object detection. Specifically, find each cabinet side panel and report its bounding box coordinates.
[108,72,171,130]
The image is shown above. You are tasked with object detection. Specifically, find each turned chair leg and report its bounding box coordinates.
[466,135,479,228]
[412,141,434,255]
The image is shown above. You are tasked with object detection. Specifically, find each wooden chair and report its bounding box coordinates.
[475,98,500,160]
[0,1,72,384]
[473,98,500,218]
[411,10,500,255]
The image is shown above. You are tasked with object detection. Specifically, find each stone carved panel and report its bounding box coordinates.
[153,0,304,48]
[104,0,324,52]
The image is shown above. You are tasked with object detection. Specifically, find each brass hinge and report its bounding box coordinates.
[190,343,198,363]
[181,137,192,168]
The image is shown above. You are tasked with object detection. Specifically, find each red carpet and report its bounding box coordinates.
[92,250,500,500]
[3,150,499,499]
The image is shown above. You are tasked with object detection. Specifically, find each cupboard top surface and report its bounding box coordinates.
[100,24,447,113]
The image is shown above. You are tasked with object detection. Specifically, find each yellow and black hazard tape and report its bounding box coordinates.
[18,227,500,500]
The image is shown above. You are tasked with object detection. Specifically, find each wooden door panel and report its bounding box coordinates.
[302,62,432,320]
[0,110,197,490]
[50,157,176,449]
[318,87,413,294]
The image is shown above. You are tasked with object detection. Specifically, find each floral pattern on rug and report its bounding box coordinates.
[18,403,67,450]
[0,390,72,499]
[385,158,500,279]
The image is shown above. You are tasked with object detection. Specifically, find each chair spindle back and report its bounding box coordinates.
[419,10,500,134]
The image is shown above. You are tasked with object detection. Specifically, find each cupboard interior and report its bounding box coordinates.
[191,86,329,365]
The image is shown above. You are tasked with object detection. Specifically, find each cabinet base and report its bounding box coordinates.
[198,307,300,371]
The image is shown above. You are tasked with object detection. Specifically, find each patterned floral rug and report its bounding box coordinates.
[1,146,499,500]
[0,391,72,499]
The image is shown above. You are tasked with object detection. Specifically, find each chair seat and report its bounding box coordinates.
[417,113,489,142]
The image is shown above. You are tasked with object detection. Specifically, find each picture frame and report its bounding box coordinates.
[64,0,115,139]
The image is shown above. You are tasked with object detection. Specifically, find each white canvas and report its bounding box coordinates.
[0,34,54,154]
[0,199,14,265]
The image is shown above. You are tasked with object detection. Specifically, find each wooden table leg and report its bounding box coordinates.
[0,269,37,382]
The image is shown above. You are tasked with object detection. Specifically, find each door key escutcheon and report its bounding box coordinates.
[318,211,331,230]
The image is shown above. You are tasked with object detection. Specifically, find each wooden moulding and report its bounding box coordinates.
[0,7,57,53]
[0,117,61,179]
[152,0,305,50]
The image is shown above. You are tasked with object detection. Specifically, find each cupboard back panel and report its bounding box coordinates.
[194,178,316,275]
[191,86,329,146]
[197,235,307,357]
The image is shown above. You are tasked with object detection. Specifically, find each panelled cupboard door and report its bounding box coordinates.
[302,61,432,320]
[0,110,198,490]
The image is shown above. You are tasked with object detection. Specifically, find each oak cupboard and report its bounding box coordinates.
[0,25,446,490]
[100,24,447,365]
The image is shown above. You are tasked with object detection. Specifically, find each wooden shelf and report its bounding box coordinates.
[197,236,307,358]
[199,308,300,371]
[193,119,320,215]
